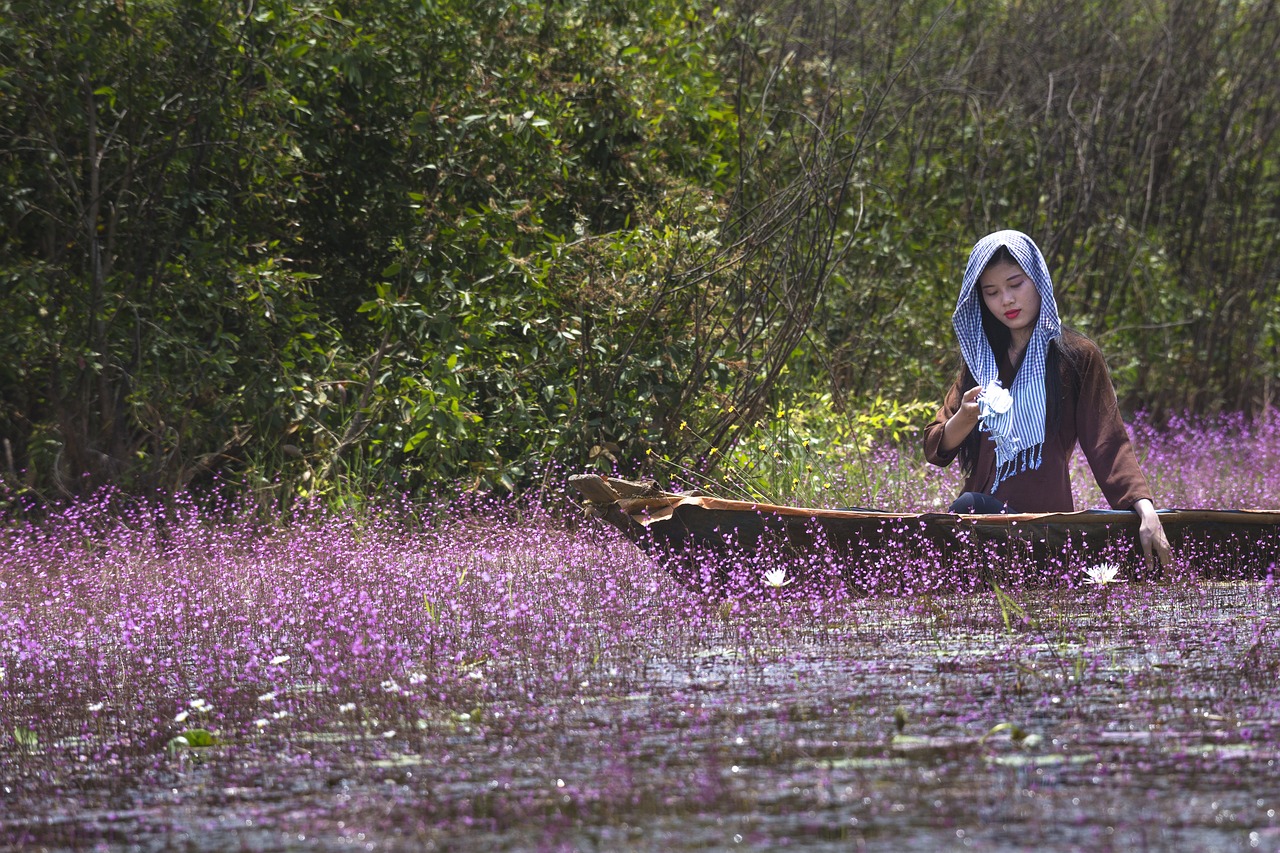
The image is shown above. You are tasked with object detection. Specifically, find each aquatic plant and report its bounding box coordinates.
[1083,562,1124,586]
[1,417,1279,850]
[762,568,793,589]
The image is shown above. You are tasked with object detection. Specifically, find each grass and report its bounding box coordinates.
[1,410,1279,850]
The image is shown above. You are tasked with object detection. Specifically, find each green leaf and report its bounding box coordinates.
[403,429,430,453]
[171,728,219,749]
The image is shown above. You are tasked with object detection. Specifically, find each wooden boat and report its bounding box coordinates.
[569,474,1280,596]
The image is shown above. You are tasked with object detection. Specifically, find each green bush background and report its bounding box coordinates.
[2,0,1277,502]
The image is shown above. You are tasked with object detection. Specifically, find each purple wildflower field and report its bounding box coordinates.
[3,413,1280,852]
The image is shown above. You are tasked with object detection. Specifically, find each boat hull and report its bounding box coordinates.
[569,475,1280,596]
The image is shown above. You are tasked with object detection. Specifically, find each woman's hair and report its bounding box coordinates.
[955,246,1083,477]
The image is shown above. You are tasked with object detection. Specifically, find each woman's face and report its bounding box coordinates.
[979,259,1041,338]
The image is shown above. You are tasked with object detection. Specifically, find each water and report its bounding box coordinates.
[2,486,1279,851]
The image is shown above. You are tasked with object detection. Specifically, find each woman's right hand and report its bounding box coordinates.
[941,386,983,451]
[958,385,982,422]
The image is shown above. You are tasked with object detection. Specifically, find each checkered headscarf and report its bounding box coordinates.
[953,230,1062,493]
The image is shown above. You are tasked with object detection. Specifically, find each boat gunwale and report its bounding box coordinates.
[619,496,1280,527]
[568,474,1280,528]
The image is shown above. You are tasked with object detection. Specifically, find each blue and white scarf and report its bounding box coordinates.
[953,230,1062,493]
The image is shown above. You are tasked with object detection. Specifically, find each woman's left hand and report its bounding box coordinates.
[1133,498,1172,572]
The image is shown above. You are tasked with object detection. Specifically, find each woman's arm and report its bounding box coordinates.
[922,382,981,465]
[940,386,982,452]
[1069,337,1171,570]
[1073,339,1153,510]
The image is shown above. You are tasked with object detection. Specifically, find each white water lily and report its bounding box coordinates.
[762,568,793,588]
[1084,562,1125,586]
[980,381,1014,416]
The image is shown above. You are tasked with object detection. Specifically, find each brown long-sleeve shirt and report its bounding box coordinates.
[923,331,1152,512]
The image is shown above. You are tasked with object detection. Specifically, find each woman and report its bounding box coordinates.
[922,229,1172,571]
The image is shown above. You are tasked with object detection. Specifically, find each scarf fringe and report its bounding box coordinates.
[990,442,1045,495]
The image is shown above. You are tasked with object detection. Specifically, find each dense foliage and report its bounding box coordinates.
[2,0,1278,501]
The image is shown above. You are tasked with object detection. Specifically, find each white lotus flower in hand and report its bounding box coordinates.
[980,381,1014,416]
[1083,562,1125,586]
[762,568,793,588]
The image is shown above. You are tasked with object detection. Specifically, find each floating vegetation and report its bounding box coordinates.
[2,417,1280,849]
